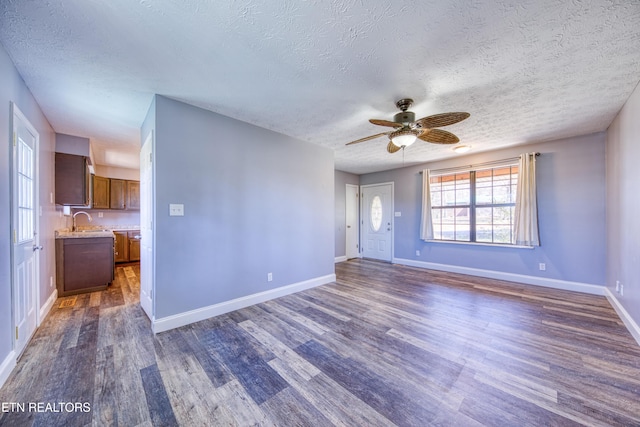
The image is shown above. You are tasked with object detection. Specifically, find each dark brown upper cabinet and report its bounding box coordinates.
[126,181,140,210]
[92,175,110,209]
[109,179,126,210]
[55,153,90,206]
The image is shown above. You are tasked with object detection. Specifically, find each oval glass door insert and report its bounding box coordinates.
[370,195,383,231]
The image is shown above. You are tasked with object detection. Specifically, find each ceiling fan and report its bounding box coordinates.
[346,98,470,153]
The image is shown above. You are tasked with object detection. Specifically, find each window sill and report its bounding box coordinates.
[424,239,534,249]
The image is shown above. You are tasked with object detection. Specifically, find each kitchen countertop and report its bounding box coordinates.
[77,225,140,231]
[56,230,115,239]
[56,225,139,239]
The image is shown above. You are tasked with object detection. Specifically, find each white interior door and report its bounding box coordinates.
[345,184,359,259]
[139,131,154,320]
[11,103,39,358]
[361,183,393,262]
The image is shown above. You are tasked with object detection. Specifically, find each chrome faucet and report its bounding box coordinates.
[72,211,92,231]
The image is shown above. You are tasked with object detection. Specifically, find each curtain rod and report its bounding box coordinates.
[419,152,540,174]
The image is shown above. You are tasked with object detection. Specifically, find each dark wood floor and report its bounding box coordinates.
[1,260,639,426]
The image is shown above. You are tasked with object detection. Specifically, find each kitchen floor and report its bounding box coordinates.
[1,260,639,426]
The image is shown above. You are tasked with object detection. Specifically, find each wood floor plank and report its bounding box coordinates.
[295,339,439,425]
[140,363,178,427]
[268,357,395,427]
[204,322,288,405]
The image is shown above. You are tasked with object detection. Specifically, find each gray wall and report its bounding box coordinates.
[607,82,640,325]
[360,133,606,286]
[0,42,63,371]
[334,170,359,259]
[149,96,335,319]
[55,133,90,156]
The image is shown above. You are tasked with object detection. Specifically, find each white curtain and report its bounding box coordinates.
[514,153,540,246]
[420,169,434,241]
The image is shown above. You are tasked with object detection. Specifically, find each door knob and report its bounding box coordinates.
[32,245,43,251]
[347,225,351,228]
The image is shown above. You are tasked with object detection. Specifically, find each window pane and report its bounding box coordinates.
[442,190,455,206]
[431,191,441,207]
[476,225,492,242]
[476,207,492,224]
[493,184,512,204]
[476,187,491,205]
[493,206,512,225]
[493,226,512,244]
[441,208,455,240]
[431,208,442,239]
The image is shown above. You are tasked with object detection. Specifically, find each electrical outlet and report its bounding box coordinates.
[169,204,184,216]
[539,263,546,271]
[98,212,103,218]
[267,272,273,282]
[50,276,53,288]
[620,284,624,296]
[416,250,420,256]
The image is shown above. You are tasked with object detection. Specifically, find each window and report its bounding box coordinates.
[17,138,34,243]
[430,164,518,244]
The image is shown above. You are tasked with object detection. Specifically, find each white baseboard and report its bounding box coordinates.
[335,256,347,263]
[0,350,17,390]
[605,288,640,346]
[152,273,336,334]
[39,289,58,325]
[393,258,605,296]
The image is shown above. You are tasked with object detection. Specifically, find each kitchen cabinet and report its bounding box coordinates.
[114,231,128,263]
[110,179,126,210]
[126,181,140,210]
[92,175,110,209]
[91,176,140,211]
[128,231,141,261]
[113,230,140,263]
[55,153,90,205]
[56,236,114,296]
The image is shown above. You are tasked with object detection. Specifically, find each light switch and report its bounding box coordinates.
[394,212,402,217]
[169,204,184,216]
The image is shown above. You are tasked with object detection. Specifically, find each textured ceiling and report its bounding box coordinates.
[1,0,639,174]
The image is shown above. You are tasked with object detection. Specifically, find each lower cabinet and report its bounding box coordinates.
[113,230,140,263]
[56,237,114,296]
[128,231,141,261]
[114,232,128,263]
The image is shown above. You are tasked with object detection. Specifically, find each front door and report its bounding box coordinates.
[361,183,393,262]
[11,103,39,358]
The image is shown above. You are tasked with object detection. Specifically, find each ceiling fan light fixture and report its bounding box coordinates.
[453,145,471,154]
[390,129,420,147]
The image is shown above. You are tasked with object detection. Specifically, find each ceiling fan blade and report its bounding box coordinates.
[387,141,402,153]
[345,132,389,145]
[369,119,402,128]
[416,112,470,129]
[419,128,460,144]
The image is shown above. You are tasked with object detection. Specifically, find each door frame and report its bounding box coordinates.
[139,130,155,321]
[10,102,41,355]
[360,182,394,262]
[345,184,360,259]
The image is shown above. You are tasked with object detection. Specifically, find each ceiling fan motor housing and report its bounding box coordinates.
[394,111,415,124]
